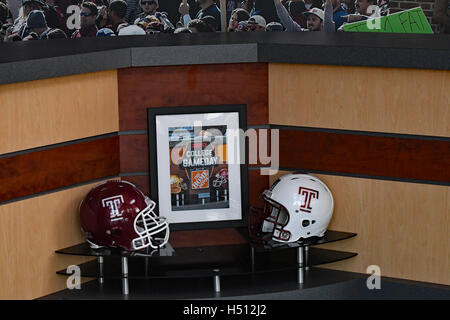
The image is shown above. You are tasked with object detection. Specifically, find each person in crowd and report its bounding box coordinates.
[179,0,221,31]
[251,0,280,22]
[96,27,116,36]
[71,1,98,38]
[144,19,165,33]
[342,0,378,23]
[227,7,249,31]
[341,0,355,13]
[96,2,109,28]
[200,15,217,31]
[0,0,13,24]
[11,0,44,39]
[304,0,322,10]
[0,2,8,24]
[118,23,145,34]
[273,0,335,31]
[226,0,239,23]
[134,0,158,23]
[234,13,265,31]
[432,0,450,33]
[235,19,248,31]
[9,0,62,39]
[44,0,65,31]
[240,0,254,13]
[136,14,158,28]
[280,0,321,10]
[247,14,266,30]
[124,0,140,24]
[304,7,324,31]
[105,0,128,33]
[265,21,284,31]
[329,0,348,29]
[0,1,11,42]
[22,9,50,39]
[45,27,67,38]
[287,0,307,29]
[187,17,209,32]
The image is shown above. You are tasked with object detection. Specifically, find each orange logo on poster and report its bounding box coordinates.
[191,170,210,189]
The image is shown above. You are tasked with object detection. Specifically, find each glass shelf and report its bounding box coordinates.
[248,230,357,252]
[56,247,357,279]
[55,230,357,258]
[55,228,357,292]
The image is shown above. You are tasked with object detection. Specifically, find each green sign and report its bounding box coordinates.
[343,7,433,34]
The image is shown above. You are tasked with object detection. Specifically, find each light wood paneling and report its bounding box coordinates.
[0,70,119,155]
[270,171,450,285]
[269,64,450,137]
[0,181,115,299]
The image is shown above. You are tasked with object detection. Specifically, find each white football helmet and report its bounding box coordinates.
[256,173,334,243]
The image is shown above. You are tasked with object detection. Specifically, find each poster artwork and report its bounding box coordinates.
[169,125,229,211]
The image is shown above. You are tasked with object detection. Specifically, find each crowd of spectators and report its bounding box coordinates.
[0,0,447,42]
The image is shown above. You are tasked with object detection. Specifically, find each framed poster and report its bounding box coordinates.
[148,105,248,231]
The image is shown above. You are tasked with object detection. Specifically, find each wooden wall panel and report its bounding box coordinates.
[277,129,450,184]
[269,64,450,137]
[119,134,149,173]
[118,63,268,131]
[0,181,113,299]
[0,136,120,203]
[270,171,450,285]
[248,169,270,208]
[120,175,150,196]
[170,228,247,248]
[0,70,119,155]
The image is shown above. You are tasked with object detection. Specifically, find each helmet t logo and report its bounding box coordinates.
[102,195,124,221]
[298,187,319,213]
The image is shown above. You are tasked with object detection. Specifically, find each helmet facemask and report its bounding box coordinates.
[132,198,169,250]
[261,196,291,242]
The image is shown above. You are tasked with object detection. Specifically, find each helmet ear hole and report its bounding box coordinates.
[302,220,310,227]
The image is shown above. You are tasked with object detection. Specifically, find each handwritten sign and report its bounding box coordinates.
[343,7,433,34]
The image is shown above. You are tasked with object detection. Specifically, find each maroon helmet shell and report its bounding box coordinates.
[79,180,169,251]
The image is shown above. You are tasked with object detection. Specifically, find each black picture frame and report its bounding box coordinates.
[147,104,249,231]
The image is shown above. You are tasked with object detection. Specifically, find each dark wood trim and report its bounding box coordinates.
[0,136,120,203]
[120,175,150,197]
[169,228,248,248]
[248,169,269,208]
[278,129,450,183]
[119,134,149,174]
[270,124,450,142]
[118,63,268,131]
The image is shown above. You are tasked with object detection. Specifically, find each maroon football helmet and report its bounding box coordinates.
[79,180,169,251]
